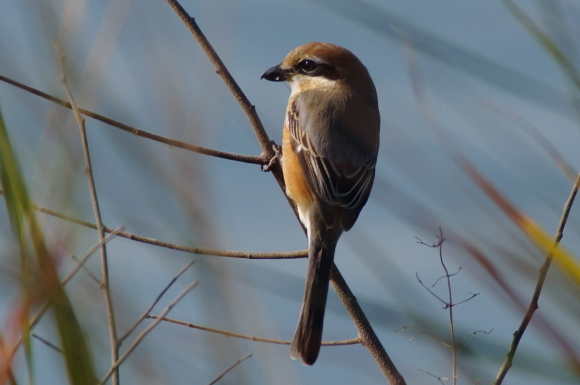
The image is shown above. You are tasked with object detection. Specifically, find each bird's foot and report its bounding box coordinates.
[262,141,282,172]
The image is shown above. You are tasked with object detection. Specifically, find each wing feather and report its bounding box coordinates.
[286,95,378,230]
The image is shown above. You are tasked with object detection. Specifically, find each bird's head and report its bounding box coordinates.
[261,42,374,97]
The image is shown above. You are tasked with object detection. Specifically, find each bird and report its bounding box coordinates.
[261,42,380,365]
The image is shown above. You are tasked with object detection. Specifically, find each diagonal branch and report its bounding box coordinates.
[206,353,252,385]
[163,0,272,158]
[494,172,580,384]
[119,260,196,344]
[0,74,264,165]
[99,281,199,385]
[162,0,292,204]
[54,42,120,385]
[163,1,405,383]
[331,266,406,385]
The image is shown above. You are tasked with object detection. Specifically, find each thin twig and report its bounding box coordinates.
[99,281,199,385]
[418,369,448,385]
[54,42,119,385]
[0,74,264,165]
[402,32,564,384]
[458,330,492,345]
[0,193,307,259]
[402,328,447,345]
[418,230,458,384]
[494,173,580,384]
[67,253,101,285]
[415,273,447,305]
[431,267,462,288]
[417,230,481,385]
[61,227,124,286]
[146,316,360,346]
[32,334,61,353]
[435,232,457,385]
[206,353,252,385]
[119,260,196,344]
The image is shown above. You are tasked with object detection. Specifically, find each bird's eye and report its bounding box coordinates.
[298,60,318,73]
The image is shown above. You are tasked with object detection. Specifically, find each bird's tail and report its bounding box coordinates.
[290,226,340,365]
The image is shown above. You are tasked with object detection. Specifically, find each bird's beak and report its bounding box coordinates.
[261,64,290,82]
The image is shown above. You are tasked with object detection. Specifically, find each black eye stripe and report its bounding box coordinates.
[294,60,341,80]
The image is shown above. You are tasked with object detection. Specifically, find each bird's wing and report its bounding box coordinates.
[287,93,379,230]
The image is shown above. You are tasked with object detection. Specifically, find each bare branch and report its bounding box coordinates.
[99,281,199,385]
[32,334,61,353]
[459,329,493,345]
[431,267,462,288]
[423,230,456,384]
[494,173,580,384]
[452,293,479,307]
[417,229,482,384]
[67,252,101,285]
[119,260,196,344]
[54,42,120,384]
[418,369,448,385]
[146,316,360,346]
[397,326,450,347]
[206,353,252,385]
[162,0,272,159]
[0,191,308,260]
[0,74,264,165]
[61,227,125,286]
[415,272,447,305]
[330,266,406,385]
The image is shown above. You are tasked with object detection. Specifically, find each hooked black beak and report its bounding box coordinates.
[261,64,290,82]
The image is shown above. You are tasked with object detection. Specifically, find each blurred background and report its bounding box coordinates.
[1,0,580,384]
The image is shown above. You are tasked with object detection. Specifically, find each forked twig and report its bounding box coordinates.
[416,230,480,385]
[99,281,199,385]
[416,232,454,383]
[404,22,580,382]
[119,260,196,344]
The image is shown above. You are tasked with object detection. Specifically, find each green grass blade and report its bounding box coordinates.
[0,108,98,385]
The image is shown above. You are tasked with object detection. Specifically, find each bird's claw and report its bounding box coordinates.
[262,141,282,172]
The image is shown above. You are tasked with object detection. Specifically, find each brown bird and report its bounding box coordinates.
[262,42,380,365]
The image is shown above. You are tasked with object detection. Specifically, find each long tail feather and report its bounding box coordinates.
[290,227,340,365]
